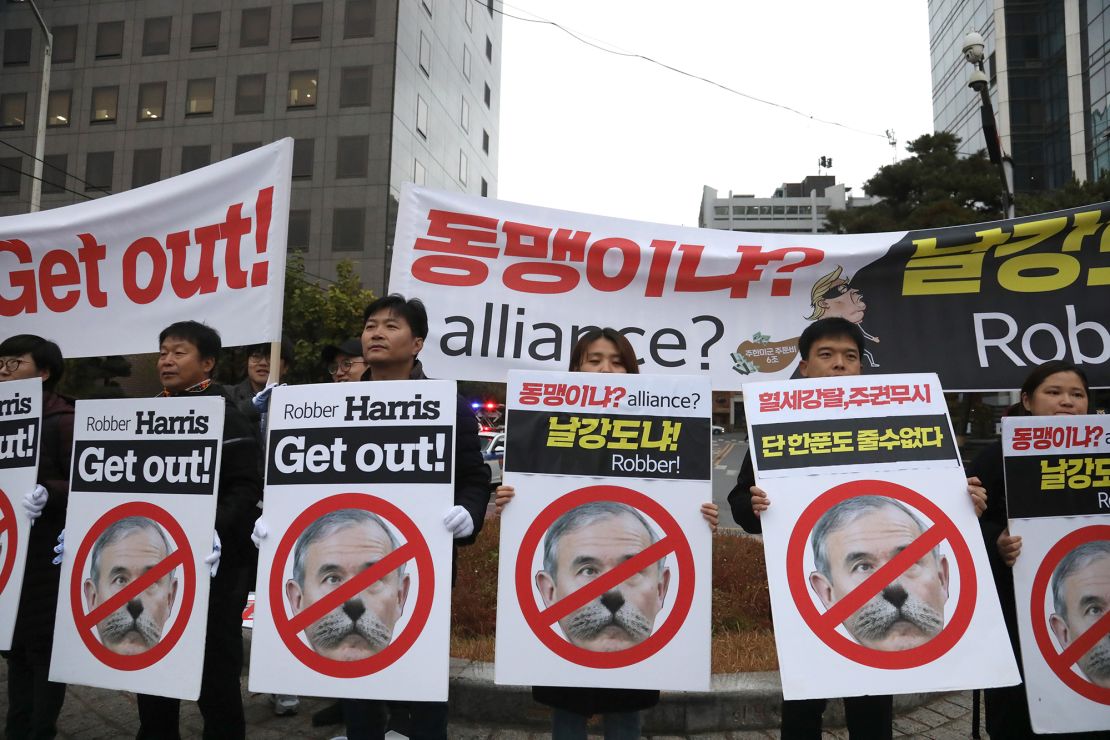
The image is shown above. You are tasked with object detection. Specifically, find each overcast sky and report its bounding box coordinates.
[497,0,937,227]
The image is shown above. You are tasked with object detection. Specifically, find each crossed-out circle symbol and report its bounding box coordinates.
[269,492,434,678]
[785,479,977,669]
[69,501,196,671]
[1030,524,1110,704]
[0,489,19,597]
[514,484,695,669]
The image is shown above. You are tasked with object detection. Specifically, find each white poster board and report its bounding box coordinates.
[0,378,41,649]
[744,373,1019,699]
[1005,415,1110,734]
[495,370,713,691]
[248,381,456,701]
[49,398,222,699]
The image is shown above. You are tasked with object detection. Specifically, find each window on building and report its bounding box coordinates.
[191,12,221,51]
[181,145,211,173]
[416,95,428,138]
[799,205,812,215]
[292,3,323,42]
[332,208,365,251]
[91,87,118,123]
[0,157,22,195]
[713,206,727,217]
[3,29,31,66]
[785,205,799,216]
[52,26,77,64]
[47,90,70,127]
[339,66,371,107]
[772,205,785,216]
[132,148,162,188]
[143,17,171,56]
[288,209,310,249]
[462,45,471,81]
[95,21,124,60]
[465,0,473,29]
[292,138,314,179]
[231,141,262,156]
[413,158,426,186]
[0,93,27,128]
[458,150,468,184]
[419,32,430,76]
[482,129,490,154]
[235,74,266,115]
[185,78,216,116]
[344,0,375,38]
[240,7,271,47]
[336,136,369,178]
[483,83,491,108]
[460,96,469,132]
[42,154,67,194]
[138,82,166,121]
[85,151,114,191]
[481,178,488,197]
[485,36,492,61]
[288,71,317,108]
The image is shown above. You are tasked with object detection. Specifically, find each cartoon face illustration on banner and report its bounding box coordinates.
[82,516,179,656]
[285,508,411,661]
[807,495,950,651]
[534,501,671,652]
[1048,539,1110,688]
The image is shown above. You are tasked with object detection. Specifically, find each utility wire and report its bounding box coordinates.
[0,159,101,201]
[0,138,114,196]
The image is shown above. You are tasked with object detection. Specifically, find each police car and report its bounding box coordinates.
[479,431,505,488]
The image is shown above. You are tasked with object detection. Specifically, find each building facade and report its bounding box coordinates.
[929,0,1098,192]
[699,175,879,234]
[0,0,501,292]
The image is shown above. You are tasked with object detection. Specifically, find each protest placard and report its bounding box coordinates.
[0,378,40,649]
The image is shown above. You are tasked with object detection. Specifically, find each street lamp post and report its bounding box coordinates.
[962,31,1015,219]
[18,0,52,213]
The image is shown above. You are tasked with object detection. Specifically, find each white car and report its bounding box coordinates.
[479,431,505,487]
[712,425,725,435]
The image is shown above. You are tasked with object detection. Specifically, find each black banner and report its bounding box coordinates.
[71,440,218,495]
[266,425,454,485]
[1004,453,1110,518]
[751,414,957,472]
[506,409,710,481]
[0,418,38,471]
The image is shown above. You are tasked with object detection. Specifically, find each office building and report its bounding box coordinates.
[699,175,878,234]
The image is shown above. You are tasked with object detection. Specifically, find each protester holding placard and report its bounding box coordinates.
[968,360,1102,738]
[134,321,263,739]
[0,335,73,740]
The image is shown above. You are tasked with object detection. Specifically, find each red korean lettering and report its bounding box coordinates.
[412,209,500,287]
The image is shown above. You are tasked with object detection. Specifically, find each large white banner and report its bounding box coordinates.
[0,140,292,358]
[1004,415,1110,734]
[0,378,40,649]
[495,370,713,691]
[50,398,222,699]
[388,186,1110,391]
[744,373,1019,699]
[249,381,456,701]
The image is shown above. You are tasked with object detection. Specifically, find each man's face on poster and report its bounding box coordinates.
[83,525,178,655]
[286,517,410,661]
[809,502,950,651]
[1050,552,1110,687]
[819,282,866,325]
[535,510,670,652]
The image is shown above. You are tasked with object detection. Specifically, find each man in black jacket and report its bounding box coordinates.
[135,321,263,740]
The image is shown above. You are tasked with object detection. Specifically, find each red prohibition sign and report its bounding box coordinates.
[69,501,196,671]
[514,484,695,669]
[1030,524,1110,704]
[269,492,435,678]
[0,489,19,597]
[785,479,977,670]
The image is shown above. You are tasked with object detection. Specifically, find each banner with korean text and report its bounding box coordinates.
[0,378,40,649]
[1005,416,1110,734]
[495,370,713,691]
[50,398,222,699]
[249,381,456,701]
[744,373,1018,699]
[389,185,1110,390]
[0,140,292,358]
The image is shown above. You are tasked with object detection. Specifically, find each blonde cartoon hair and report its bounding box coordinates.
[805,265,847,321]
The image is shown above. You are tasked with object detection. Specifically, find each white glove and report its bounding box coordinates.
[252,382,284,413]
[251,517,268,549]
[23,484,47,522]
[52,529,65,565]
[443,505,474,539]
[204,531,222,578]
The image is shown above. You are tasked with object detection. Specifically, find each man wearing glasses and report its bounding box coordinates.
[321,338,367,383]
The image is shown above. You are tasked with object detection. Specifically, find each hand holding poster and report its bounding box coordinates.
[0,378,40,649]
[744,373,1018,699]
[248,381,456,701]
[495,370,712,691]
[1005,415,1110,733]
[49,398,223,699]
